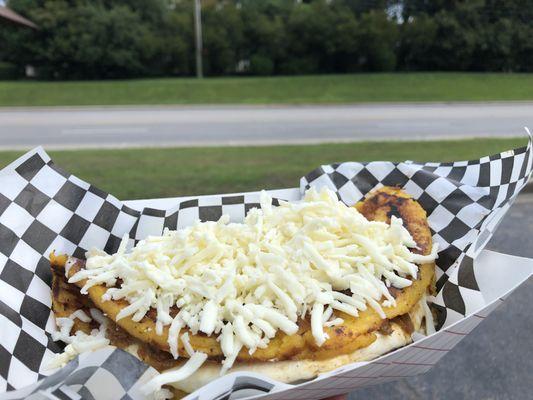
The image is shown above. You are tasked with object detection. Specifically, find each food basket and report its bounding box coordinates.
[0,135,532,399]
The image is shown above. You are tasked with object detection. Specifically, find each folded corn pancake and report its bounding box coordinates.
[50,186,437,396]
[51,260,427,397]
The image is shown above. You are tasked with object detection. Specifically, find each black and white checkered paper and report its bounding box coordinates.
[0,133,532,400]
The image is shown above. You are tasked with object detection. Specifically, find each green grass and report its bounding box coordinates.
[0,138,526,200]
[1,73,533,107]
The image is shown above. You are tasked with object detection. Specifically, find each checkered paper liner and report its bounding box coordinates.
[0,133,531,399]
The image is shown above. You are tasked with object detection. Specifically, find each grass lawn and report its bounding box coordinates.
[1,73,533,107]
[0,138,526,200]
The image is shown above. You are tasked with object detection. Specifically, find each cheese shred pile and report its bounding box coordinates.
[68,187,437,391]
[48,309,109,370]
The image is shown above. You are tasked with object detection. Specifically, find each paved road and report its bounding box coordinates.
[0,102,532,149]
[349,194,533,400]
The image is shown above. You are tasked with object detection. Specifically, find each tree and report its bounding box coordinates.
[241,2,286,75]
[2,0,533,78]
[330,6,360,72]
[398,13,437,70]
[279,1,337,74]
[202,2,244,75]
[4,0,193,79]
[354,10,399,71]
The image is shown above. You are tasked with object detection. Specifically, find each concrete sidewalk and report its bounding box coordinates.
[349,194,533,399]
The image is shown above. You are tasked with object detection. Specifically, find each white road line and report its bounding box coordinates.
[61,127,148,135]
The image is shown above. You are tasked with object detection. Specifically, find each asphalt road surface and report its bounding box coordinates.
[349,193,533,400]
[0,102,532,149]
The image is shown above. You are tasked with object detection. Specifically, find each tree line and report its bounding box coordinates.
[1,0,532,80]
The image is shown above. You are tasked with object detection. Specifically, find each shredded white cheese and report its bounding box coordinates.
[69,187,438,383]
[47,308,110,370]
[180,332,195,357]
[142,352,208,395]
[324,317,344,327]
[69,309,91,323]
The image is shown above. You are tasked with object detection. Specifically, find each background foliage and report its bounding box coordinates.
[1,0,532,79]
